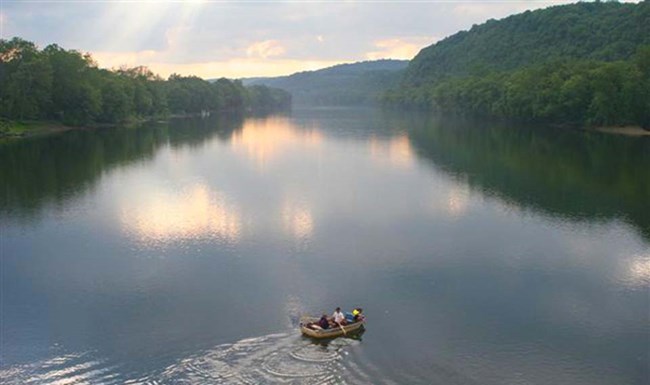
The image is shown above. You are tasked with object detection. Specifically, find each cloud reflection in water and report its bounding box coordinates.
[368,134,414,169]
[231,116,323,170]
[121,184,242,245]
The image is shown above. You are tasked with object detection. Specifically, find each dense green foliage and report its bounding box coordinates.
[0,38,290,128]
[244,59,407,106]
[388,1,650,128]
[386,52,650,127]
[403,1,650,85]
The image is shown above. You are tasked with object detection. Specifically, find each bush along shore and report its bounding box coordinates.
[0,38,291,139]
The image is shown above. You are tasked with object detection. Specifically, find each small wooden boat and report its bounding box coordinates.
[299,316,365,339]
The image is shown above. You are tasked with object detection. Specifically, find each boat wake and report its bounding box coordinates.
[159,332,356,384]
[0,332,365,384]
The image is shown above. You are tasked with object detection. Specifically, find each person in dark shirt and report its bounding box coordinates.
[318,314,329,329]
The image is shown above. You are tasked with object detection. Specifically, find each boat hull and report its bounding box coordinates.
[300,317,365,339]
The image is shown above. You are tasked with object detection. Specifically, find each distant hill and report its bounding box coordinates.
[243,59,408,106]
[387,1,650,128]
[401,1,650,87]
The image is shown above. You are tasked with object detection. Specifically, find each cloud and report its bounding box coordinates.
[246,40,286,59]
[451,1,558,22]
[366,37,438,60]
[92,49,349,79]
[92,50,160,70]
[0,11,6,37]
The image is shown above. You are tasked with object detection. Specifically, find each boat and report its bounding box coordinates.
[299,316,365,339]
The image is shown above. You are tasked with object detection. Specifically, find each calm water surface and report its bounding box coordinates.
[1,108,648,384]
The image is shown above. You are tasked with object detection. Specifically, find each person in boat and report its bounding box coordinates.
[352,307,364,322]
[318,314,329,329]
[332,307,347,326]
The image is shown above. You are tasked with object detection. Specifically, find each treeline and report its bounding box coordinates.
[388,1,650,128]
[385,49,650,128]
[0,38,291,126]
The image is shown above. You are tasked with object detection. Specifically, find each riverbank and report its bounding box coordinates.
[591,125,650,137]
[3,116,648,141]
[0,120,80,140]
[0,109,275,141]
[0,116,166,141]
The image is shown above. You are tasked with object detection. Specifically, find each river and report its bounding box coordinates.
[1,108,648,384]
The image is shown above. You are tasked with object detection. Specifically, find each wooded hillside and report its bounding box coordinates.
[386,1,650,128]
[245,59,407,106]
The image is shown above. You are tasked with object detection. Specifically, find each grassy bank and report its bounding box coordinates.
[0,117,157,141]
[0,119,77,139]
[592,126,650,137]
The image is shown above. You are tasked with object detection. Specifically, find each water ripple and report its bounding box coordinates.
[1,332,363,385]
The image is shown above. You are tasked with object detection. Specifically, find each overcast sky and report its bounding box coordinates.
[0,1,633,79]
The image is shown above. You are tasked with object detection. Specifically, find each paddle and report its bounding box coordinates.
[338,322,347,335]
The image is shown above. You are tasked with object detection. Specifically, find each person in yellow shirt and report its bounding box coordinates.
[352,307,364,322]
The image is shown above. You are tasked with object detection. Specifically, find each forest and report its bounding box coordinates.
[0,38,291,130]
[386,1,650,128]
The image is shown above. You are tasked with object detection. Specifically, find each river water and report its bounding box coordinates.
[1,108,648,384]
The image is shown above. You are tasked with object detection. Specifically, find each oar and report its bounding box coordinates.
[338,322,347,335]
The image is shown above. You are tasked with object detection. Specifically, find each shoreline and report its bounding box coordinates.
[0,110,253,141]
[0,121,82,140]
[0,116,167,141]
[3,116,649,141]
[590,125,650,137]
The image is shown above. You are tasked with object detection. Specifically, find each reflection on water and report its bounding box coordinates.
[121,183,242,245]
[0,115,242,222]
[400,111,650,240]
[282,200,314,241]
[1,108,649,385]
[0,352,115,385]
[368,134,414,169]
[625,253,650,287]
[231,116,323,169]
[428,181,471,219]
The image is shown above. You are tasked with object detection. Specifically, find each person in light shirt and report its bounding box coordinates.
[332,307,347,326]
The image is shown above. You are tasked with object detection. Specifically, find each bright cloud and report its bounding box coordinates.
[366,37,438,60]
[92,50,348,78]
[246,40,286,59]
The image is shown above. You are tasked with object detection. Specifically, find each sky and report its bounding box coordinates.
[0,1,635,79]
